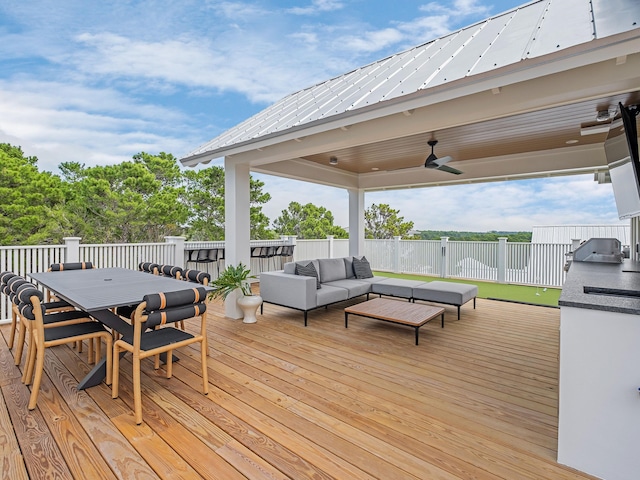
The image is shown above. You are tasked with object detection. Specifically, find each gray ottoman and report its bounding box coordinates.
[412,281,478,320]
[371,278,427,300]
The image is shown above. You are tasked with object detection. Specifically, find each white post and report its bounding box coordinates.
[393,236,401,273]
[498,237,508,283]
[348,188,365,257]
[327,235,335,258]
[63,237,81,263]
[440,237,449,278]
[165,236,186,267]
[224,158,251,319]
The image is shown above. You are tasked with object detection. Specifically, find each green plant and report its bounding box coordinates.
[208,262,256,300]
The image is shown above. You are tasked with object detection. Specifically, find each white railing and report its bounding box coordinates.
[80,243,175,270]
[294,237,570,287]
[1,235,573,323]
[1,244,66,320]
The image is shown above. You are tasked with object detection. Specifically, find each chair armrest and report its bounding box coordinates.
[259,271,317,310]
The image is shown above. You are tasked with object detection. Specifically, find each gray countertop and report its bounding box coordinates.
[559,259,640,315]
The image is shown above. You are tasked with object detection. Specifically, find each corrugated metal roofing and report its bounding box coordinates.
[182,0,640,163]
[531,224,631,244]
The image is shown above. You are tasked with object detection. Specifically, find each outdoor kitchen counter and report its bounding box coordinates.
[556,258,640,480]
[558,258,640,315]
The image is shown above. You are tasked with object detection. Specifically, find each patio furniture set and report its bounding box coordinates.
[259,256,478,342]
[1,261,212,425]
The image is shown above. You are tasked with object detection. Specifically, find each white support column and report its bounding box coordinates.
[497,237,508,283]
[440,237,449,278]
[63,237,81,263]
[164,236,185,267]
[348,188,365,257]
[224,158,251,319]
[630,217,640,261]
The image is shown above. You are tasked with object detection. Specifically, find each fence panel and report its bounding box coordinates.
[1,245,66,320]
[80,243,175,271]
[447,241,499,281]
[399,240,441,275]
[365,239,395,272]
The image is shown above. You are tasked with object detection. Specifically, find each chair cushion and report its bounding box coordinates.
[318,258,348,283]
[44,321,107,342]
[184,269,211,284]
[0,271,17,285]
[50,262,93,271]
[160,265,184,277]
[16,286,44,303]
[143,287,208,311]
[42,309,91,325]
[146,303,207,328]
[17,301,46,320]
[371,278,427,298]
[120,327,194,351]
[343,257,356,279]
[8,276,30,294]
[295,262,321,289]
[352,256,374,279]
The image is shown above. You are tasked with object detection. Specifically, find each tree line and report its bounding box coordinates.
[0,144,417,245]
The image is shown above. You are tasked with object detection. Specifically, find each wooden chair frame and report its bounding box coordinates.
[112,293,209,425]
[22,294,113,410]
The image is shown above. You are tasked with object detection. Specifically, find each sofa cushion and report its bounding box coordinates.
[372,278,427,298]
[316,284,349,306]
[412,281,478,305]
[352,256,373,279]
[323,279,371,298]
[343,257,356,279]
[318,258,348,283]
[295,262,321,289]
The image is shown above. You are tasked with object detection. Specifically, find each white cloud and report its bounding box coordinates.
[288,0,345,15]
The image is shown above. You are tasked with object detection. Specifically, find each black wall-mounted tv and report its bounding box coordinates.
[606,102,640,219]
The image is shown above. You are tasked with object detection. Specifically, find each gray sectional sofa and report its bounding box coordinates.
[259,256,478,326]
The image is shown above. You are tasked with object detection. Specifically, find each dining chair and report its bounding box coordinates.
[112,286,209,425]
[8,277,96,370]
[1,272,19,348]
[17,286,112,410]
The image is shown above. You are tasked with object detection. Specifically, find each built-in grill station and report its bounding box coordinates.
[572,238,624,264]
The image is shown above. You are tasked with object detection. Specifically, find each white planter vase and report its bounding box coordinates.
[237,294,262,323]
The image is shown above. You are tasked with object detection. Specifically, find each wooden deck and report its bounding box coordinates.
[0,293,597,479]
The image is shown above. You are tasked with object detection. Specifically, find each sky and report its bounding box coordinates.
[0,0,624,232]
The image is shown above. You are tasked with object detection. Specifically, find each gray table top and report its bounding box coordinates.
[30,268,211,312]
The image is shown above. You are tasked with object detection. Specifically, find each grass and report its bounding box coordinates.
[374,271,561,307]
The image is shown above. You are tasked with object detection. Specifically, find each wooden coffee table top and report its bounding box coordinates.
[345,297,444,326]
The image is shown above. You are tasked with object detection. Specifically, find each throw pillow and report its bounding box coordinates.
[352,256,373,279]
[295,262,321,289]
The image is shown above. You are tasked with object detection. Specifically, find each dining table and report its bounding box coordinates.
[30,267,211,389]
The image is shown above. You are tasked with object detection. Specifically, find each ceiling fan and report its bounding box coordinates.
[424,140,463,175]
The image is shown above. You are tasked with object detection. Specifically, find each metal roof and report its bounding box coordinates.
[531,224,631,244]
[181,0,640,165]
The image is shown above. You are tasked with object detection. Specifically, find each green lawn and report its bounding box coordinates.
[374,271,561,307]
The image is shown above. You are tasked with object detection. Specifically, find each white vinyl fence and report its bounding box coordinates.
[2,235,571,322]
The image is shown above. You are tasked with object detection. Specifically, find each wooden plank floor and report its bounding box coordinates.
[0,293,598,479]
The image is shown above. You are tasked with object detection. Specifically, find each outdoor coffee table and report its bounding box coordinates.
[344,297,445,345]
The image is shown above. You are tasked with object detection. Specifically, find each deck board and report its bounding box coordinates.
[0,294,598,479]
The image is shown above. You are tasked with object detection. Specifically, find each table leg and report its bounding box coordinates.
[441,313,444,328]
[345,312,349,328]
[415,326,419,345]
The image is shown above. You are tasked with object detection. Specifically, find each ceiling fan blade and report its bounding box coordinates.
[436,164,463,175]
[432,155,453,166]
